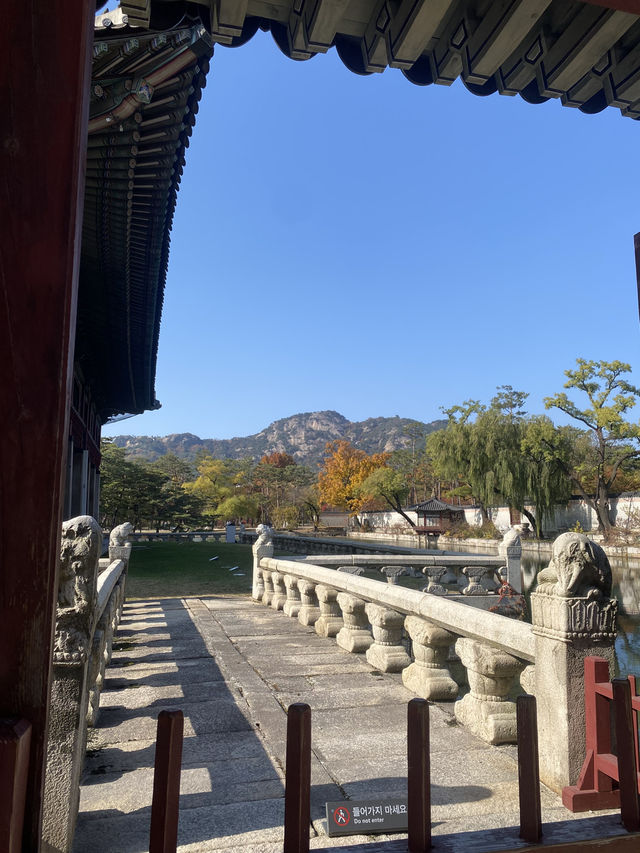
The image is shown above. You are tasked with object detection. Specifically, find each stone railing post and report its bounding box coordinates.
[365,604,411,673]
[283,575,302,618]
[88,544,131,729]
[422,566,448,595]
[461,565,498,595]
[402,616,459,700]
[252,524,273,600]
[530,532,618,793]
[315,584,343,638]
[499,527,522,592]
[108,521,133,564]
[454,637,524,744]
[271,571,287,611]
[262,570,275,607]
[254,567,265,601]
[336,593,372,653]
[297,579,320,626]
[380,565,407,584]
[86,624,106,728]
[43,516,102,853]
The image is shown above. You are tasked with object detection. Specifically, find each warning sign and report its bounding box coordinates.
[331,806,351,827]
[325,798,408,837]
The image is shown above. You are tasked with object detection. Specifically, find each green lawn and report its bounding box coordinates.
[124,541,434,601]
[125,541,255,599]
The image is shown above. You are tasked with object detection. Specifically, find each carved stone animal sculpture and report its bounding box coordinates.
[58,515,102,609]
[109,521,133,547]
[535,532,612,599]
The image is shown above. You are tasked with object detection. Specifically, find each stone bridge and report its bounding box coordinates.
[68,527,626,852]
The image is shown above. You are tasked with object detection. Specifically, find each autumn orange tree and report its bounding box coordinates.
[318,440,388,515]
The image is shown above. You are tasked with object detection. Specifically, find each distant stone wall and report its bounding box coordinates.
[357,496,640,536]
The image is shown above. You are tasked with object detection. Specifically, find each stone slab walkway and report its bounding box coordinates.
[73,596,627,852]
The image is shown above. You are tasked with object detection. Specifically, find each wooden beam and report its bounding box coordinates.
[0,1,93,848]
[583,0,640,15]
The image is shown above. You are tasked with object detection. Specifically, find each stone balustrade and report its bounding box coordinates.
[291,550,522,593]
[253,529,619,796]
[270,571,287,610]
[43,517,132,853]
[314,584,343,637]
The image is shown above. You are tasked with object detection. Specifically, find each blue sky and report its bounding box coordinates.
[103,28,639,441]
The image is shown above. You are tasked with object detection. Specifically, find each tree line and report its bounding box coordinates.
[100,360,640,540]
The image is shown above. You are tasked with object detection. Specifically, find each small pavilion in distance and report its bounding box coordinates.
[413,497,465,536]
[3,0,640,848]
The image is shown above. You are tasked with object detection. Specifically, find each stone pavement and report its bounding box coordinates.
[73,596,625,853]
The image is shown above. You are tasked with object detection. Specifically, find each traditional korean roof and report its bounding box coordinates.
[76,8,213,421]
[123,0,640,119]
[413,498,465,512]
[84,0,640,416]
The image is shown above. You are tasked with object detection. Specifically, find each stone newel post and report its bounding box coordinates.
[43,516,102,853]
[498,526,522,592]
[252,524,273,600]
[108,521,133,564]
[531,532,617,793]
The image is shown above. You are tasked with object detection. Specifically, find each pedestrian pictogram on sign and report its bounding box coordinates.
[326,798,408,837]
[332,806,351,826]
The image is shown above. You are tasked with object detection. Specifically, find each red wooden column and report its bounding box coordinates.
[0,2,93,848]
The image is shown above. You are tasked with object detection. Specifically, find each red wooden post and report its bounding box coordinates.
[0,2,94,846]
[0,719,32,853]
[407,698,431,853]
[613,679,640,832]
[629,674,640,789]
[563,657,620,811]
[284,703,311,853]
[149,710,184,853]
[517,695,542,842]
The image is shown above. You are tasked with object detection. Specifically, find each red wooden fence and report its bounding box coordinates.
[128,663,640,853]
[563,656,639,819]
[149,710,184,853]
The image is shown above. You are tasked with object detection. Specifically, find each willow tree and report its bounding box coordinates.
[428,389,572,538]
[426,400,489,519]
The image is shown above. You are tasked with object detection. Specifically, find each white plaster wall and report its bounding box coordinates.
[357,509,417,530]
[358,495,640,535]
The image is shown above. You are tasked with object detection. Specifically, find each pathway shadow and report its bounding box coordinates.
[76,598,285,851]
[76,598,495,852]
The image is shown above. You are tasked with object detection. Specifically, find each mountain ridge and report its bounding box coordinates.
[110,410,445,468]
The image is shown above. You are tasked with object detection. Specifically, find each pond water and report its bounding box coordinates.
[438,541,640,679]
